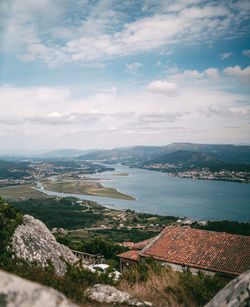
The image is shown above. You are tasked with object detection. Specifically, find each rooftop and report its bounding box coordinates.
[140,226,250,276]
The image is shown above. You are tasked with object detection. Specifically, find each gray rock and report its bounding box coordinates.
[205,269,250,307]
[11,215,78,276]
[85,284,153,306]
[0,270,78,307]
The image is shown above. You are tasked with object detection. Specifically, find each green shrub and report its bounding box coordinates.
[179,270,227,306]
[0,198,23,266]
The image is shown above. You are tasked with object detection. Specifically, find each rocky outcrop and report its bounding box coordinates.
[205,269,250,307]
[85,284,152,306]
[0,270,78,307]
[11,215,78,276]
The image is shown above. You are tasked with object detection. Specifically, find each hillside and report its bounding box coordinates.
[140,150,250,172]
[0,160,29,180]
[78,146,164,163]
[157,143,250,164]
[78,143,250,165]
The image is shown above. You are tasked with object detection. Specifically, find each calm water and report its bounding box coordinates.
[37,164,250,221]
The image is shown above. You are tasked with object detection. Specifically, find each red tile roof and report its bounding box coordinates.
[133,237,156,250]
[140,226,250,276]
[117,250,140,261]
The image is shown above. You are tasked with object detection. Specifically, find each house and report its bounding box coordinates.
[117,226,250,277]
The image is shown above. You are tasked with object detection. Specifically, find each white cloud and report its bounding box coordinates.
[147,81,178,96]
[205,68,220,80]
[126,62,143,74]
[172,70,204,80]
[0,82,249,149]
[3,0,249,65]
[220,52,233,60]
[224,66,250,84]
[201,105,250,117]
[242,49,250,57]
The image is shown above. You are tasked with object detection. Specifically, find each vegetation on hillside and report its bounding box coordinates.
[56,236,128,269]
[0,160,29,180]
[10,197,103,229]
[0,199,232,307]
[0,198,23,265]
[120,257,228,307]
[66,228,160,243]
[193,220,250,236]
[79,143,250,165]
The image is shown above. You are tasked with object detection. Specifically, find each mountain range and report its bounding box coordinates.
[78,143,250,166]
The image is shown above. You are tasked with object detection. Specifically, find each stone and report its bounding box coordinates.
[0,270,78,307]
[85,284,153,306]
[11,215,78,276]
[205,269,250,307]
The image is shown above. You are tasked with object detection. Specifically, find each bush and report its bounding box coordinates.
[120,261,228,307]
[0,198,23,265]
[179,270,227,306]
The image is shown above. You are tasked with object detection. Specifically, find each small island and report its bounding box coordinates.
[43,180,135,200]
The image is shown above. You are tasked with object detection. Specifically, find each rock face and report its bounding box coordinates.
[85,284,152,306]
[205,269,250,307]
[0,270,78,307]
[11,215,78,276]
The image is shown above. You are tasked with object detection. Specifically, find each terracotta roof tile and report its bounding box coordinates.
[140,226,250,276]
[117,250,140,261]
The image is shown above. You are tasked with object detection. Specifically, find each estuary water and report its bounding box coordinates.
[37,164,250,221]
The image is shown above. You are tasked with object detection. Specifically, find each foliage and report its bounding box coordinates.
[120,261,228,307]
[122,257,163,283]
[56,236,128,269]
[10,197,102,229]
[193,220,250,236]
[0,160,29,180]
[0,198,23,265]
[179,270,227,306]
[73,228,160,243]
[3,259,115,306]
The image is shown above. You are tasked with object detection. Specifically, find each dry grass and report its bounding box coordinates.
[119,266,193,307]
[119,261,228,307]
[0,184,51,201]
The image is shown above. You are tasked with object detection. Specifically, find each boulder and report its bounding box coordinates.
[85,284,152,306]
[11,215,78,276]
[205,269,250,307]
[0,270,78,307]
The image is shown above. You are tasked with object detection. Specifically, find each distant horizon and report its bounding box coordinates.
[1,141,250,156]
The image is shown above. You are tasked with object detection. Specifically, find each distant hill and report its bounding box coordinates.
[78,146,163,163]
[140,150,250,172]
[0,160,29,179]
[156,143,250,164]
[79,143,250,165]
[145,150,219,166]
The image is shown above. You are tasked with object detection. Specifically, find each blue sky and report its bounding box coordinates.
[0,0,250,153]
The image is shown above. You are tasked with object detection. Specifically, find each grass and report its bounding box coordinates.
[43,181,135,200]
[119,259,228,307]
[0,183,51,201]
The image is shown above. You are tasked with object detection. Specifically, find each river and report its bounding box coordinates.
[36,164,250,221]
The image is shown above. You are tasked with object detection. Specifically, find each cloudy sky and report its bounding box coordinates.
[0,0,250,153]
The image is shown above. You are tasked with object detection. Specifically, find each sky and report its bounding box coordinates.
[0,0,250,154]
